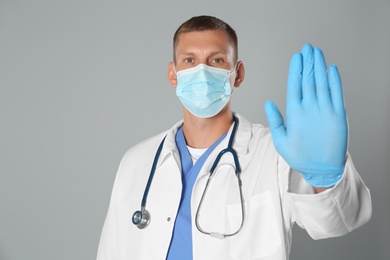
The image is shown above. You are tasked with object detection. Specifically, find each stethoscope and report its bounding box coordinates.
[132,116,245,239]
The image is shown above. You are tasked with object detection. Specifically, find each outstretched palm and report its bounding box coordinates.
[265,44,348,187]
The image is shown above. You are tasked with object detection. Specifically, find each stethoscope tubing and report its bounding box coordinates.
[133,116,245,237]
[210,116,241,174]
[132,136,166,228]
[195,164,245,239]
[140,136,166,208]
[195,116,245,238]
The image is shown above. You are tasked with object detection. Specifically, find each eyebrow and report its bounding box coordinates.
[177,50,228,57]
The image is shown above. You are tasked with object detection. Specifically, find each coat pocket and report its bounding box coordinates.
[226,191,282,259]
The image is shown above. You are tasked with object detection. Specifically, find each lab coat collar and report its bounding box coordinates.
[228,112,252,156]
[156,112,252,168]
[157,120,184,168]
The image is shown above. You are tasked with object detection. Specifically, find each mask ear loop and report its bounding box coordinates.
[229,62,240,95]
[230,62,239,74]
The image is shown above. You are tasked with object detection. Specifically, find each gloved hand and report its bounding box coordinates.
[265,43,348,188]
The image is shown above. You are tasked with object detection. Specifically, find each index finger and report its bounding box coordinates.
[286,52,303,113]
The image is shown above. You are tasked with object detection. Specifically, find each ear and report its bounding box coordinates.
[233,61,245,88]
[168,62,177,88]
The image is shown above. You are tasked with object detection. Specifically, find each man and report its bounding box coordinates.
[97,15,371,260]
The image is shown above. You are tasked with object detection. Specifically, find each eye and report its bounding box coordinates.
[184,58,195,64]
[212,58,224,64]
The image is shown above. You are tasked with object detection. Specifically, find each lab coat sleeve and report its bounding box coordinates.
[96,160,123,260]
[282,154,372,240]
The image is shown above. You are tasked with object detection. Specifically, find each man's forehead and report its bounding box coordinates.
[176,32,233,51]
[176,30,231,46]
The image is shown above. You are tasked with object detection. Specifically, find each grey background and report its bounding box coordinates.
[1,0,389,259]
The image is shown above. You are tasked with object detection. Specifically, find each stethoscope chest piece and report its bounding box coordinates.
[132,208,151,229]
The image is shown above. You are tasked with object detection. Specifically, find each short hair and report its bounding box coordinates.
[173,15,238,63]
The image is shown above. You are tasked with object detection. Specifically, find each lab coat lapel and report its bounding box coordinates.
[157,120,183,169]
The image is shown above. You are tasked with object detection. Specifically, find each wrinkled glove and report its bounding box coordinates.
[265,43,348,188]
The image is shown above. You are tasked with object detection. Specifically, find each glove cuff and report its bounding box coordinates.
[300,165,344,188]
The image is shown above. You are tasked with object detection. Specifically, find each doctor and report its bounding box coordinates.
[97,15,371,260]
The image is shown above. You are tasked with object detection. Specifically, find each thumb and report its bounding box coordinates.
[265,101,287,142]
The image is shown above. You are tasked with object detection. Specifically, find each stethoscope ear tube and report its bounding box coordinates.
[195,116,245,238]
[195,164,245,239]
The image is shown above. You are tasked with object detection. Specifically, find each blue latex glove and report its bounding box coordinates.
[265,44,348,188]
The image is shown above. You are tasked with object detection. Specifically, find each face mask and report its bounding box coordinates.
[175,64,235,118]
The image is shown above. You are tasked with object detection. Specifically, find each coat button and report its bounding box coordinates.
[167,217,171,221]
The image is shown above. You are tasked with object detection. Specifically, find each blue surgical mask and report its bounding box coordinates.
[175,64,235,118]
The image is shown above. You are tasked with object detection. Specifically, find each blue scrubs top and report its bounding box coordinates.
[166,126,227,260]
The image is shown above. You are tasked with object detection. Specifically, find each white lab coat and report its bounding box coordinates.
[97,113,371,260]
